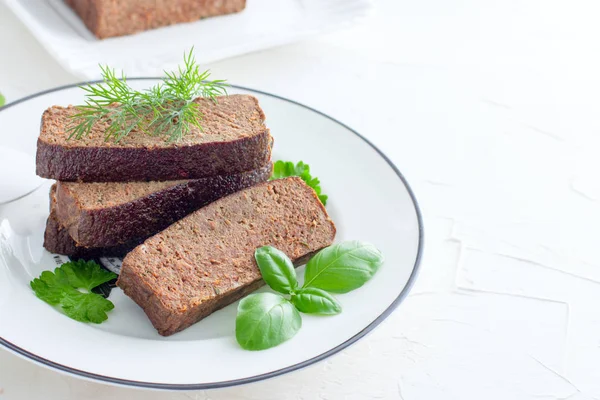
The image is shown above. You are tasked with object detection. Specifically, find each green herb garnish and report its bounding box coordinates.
[235,242,383,350]
[271,160,328,205]
[68,48,228,143]
[0,92,5,107]
[30,260,117,323]
[253,246,298,294]
[291,287,341,315]
[236,293,302,351]
[303,241,383,293]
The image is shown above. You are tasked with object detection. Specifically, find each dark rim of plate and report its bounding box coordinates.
[0,80,424,390]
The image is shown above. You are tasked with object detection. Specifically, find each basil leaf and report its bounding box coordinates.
[236,293,302,350]
[0,92,5,107]
[292,287,341,315]
[254,246,298,294]
[303,241,384,293]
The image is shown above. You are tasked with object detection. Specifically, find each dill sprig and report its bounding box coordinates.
[67,49,228,143]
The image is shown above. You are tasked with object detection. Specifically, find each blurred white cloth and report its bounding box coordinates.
[0,147,43,204]
[2,0,371,79]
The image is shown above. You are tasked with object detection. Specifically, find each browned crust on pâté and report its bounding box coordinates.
[54,163,273,247]
[44,185,140,258]
[36,95,272,182]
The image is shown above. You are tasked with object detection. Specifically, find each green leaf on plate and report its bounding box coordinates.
[61,259,117,291]
[303,241,384,293]
[291,287,341,315]
[236,292,302,350]
[254,246,298,294]
[30,269,72,305]
[60,291,115,323]
[30,260,117,324]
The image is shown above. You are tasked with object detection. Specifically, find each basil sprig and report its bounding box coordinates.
[235,241,384,351]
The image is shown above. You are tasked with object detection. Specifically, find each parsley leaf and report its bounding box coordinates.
[60,259,117,291]
[61,291,115,323]
[271,160,328,205]
[30,260,117,324]
[30,269,72,305]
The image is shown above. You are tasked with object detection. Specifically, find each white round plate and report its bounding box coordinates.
[0,80,423,390]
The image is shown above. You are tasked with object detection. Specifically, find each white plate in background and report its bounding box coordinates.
[0,80,422,389]
[3,0,372,79]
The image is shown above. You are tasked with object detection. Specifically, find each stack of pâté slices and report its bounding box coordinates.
[36,94,336,336]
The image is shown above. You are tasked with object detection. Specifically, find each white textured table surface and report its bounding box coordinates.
[1,1,599,399]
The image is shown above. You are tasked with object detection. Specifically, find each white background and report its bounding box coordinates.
[1,0,600,399]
